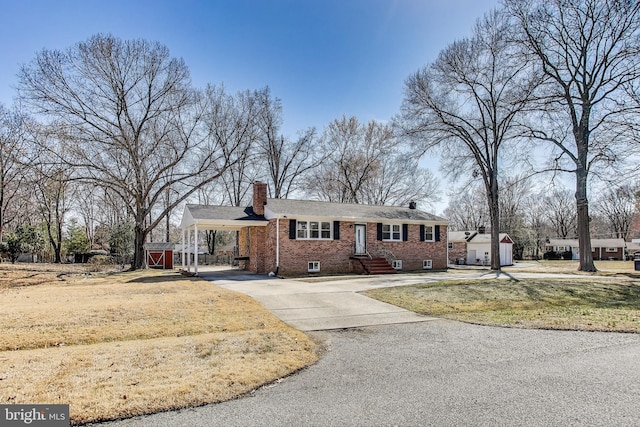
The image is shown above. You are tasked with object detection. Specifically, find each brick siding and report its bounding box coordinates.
[448,242,467,265]
[249,219,448,276]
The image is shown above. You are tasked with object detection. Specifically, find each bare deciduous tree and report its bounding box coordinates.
[305,116,438,207]
[18,34,240,269]
[545,187,577,239]
[255,88,322,199]
[594,184,638,240]
[307,116,397,204]
[443,183,489,231]
[522,191,554,259]
[506,0,640,271]
[360,155,440,208]
[0,104,30,242]
[400,10,539,270]
[203,85,262,207]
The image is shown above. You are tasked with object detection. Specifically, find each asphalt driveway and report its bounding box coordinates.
[100,321,640,426]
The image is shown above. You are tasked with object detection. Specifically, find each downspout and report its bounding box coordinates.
[275,217,280,275]
[194,223,199,276]
[445,224,449,268]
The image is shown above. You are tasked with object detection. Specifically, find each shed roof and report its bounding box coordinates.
[144,242,175,251]
[467,232,512,244]
[448,231,477,242]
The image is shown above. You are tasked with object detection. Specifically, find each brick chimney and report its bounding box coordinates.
[253,182,267,216]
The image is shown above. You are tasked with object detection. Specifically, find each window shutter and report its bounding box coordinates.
[402,224,409,241]
[420,225,425,242]
[435,225,441,242]
[333,221,340,240]
[377,223,383,241]
[289,219,297,239]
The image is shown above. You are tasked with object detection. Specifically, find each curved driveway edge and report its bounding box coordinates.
[98,321,640,427]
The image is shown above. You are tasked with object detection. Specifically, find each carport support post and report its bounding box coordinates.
[181,228,186,271]
[187,228,191,273]
[194,223,199,276]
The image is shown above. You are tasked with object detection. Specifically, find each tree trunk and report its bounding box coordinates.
[487,173,501,271]
[55,221,63,263]
[132,223,147,270]
[576,168,596,271]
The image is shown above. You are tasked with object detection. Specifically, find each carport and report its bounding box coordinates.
[179,204,268,276]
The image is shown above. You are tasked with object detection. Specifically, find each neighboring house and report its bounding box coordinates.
[545,238,627,260]
[448,229,514,267]
[179,182,449,276]
[629,239,640,257]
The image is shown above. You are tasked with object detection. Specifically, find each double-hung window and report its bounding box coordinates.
[297,220,332,240]
[424,225,434,242]
[382,224,402,241]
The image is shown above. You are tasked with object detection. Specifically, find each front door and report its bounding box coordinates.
[354,224,367,255]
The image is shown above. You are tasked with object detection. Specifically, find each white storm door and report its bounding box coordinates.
[355,224,367,255]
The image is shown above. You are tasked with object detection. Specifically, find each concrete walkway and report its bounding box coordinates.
[198,267,610,331]
[198,268,453,331]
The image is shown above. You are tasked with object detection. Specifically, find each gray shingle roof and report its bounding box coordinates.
[547,238,626,248]
[264,198,447,223]
[185,204,264,221]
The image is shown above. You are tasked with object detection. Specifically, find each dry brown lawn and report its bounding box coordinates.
[505,260,639,275]
[0,264,318,425]
[366,278,640,333]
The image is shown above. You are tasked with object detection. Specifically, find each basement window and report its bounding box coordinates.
[423,260,432,269]
[308,261,320,273]
[391,260,402,270]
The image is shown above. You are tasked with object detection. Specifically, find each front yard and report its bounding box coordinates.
[0,265,318,425]
[366,278,640,333]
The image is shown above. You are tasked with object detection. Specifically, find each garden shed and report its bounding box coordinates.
[145,242,175,269]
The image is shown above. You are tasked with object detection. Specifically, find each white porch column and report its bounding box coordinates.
[194,223,199,276]
[181,228,186,271]
[187,228,192,273]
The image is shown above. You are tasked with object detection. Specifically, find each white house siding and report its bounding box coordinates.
[467,241,513,266]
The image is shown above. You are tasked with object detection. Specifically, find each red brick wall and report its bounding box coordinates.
[448,242,467,265]
[253,220,448,276]
[253,182,267,216]
[592,247,623,260]
[249,226,267,272]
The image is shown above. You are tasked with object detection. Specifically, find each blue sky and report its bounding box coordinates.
[1,0,500,211]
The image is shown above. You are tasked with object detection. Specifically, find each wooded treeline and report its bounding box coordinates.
[1,0,639,271]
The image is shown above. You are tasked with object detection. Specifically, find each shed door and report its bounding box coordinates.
[467,249,476,265]
[354,224,367,255]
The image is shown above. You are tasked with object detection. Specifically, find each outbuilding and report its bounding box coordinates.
[145,242,175,269]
